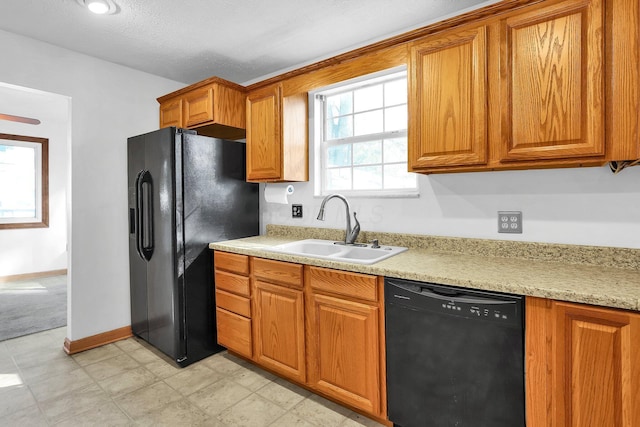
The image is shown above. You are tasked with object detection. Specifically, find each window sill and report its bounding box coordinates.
[314,190,419,199]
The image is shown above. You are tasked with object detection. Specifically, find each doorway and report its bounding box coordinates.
[0,82,71,341]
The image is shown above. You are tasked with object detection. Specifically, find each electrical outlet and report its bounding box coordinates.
[498,211,522,233]
[292,204,303,218]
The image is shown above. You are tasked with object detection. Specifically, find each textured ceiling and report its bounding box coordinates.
[0,0,499,86]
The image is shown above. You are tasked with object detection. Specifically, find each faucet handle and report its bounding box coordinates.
[369,239,380,249]
[346,212,360,244]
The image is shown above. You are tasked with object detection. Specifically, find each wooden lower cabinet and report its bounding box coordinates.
[214,252,252,358]
[253,280,306,383]
[216,307,252,358]
[306,291,381,415]
[526,297,640,427]
[214,253,388,423]
[305,266,386,418]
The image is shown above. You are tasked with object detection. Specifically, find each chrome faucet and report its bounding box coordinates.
[316,194,361,245]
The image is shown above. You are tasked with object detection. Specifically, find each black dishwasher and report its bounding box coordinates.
[385,277,525,427]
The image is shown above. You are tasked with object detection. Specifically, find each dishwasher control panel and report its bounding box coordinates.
[385,278,523,328]
[445,302,513,322]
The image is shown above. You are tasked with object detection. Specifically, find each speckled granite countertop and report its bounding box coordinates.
[209,226,640,311]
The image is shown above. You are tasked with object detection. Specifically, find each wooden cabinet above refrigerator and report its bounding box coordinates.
[157,76,246,140]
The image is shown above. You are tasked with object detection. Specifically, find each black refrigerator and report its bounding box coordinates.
[127,127,259,367]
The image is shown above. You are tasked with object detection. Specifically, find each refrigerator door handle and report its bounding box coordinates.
[136,170,154,261]
[134,170,144,260]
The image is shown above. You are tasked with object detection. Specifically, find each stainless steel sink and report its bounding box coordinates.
[267,239,408,265]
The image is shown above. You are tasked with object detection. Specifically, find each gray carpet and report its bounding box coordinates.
[0,274,67,342]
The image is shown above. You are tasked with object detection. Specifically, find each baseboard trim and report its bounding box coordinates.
[0,269,67,283]
[64,326,133,355]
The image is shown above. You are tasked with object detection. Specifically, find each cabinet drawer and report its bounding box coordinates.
[253,257,303,289]
[215,270,250,297]
[216,307,252,358]
[308,266,378,302]
[214,251,249,276]
[216,289,251,318]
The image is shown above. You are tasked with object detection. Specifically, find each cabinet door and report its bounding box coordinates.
[254,281,306,382]
[246,84,282,181]
[215,83,246,130]
[408,25,488,169]
[526,297,640,427]
[159,98,182,128]
[307,292,381,415]
[184,86,214,127]
[499,0,604,161]
[553,302,640,427]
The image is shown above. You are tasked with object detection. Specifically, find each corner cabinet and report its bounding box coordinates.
[158,76,247,140]
[246,83,308,182]
[526,297,640,426]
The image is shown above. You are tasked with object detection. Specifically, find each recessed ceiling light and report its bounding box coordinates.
[75,0,118,15]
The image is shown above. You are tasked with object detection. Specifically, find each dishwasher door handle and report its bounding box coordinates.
[420,286,462,298]
[387,279,515,307]
[419,287,515,306]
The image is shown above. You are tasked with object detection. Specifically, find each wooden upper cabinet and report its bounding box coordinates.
[246,84,282,181]
[526,297,640,427]
[604,0,640,162]
[406,0,632,173]
[499,0,604,162]
[184,86,214,127]
[159,98,182,128]
[408,25,488,170]
[157,76,246,140]
[246,83,308,182]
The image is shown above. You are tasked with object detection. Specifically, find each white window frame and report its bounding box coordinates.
[0,134,48,229]
[311,67,418,198]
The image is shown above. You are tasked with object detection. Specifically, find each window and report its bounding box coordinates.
[0,133,48,229]
[314,69,417,197]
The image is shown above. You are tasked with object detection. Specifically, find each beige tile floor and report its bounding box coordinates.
[0,327,385,426]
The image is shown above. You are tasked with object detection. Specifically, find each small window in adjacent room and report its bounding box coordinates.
[0,133,49,229]
[313,69,417,197]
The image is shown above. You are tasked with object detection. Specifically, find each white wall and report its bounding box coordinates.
[0,84,69,276]
[0,29,184,340]
[263,151,640,249]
